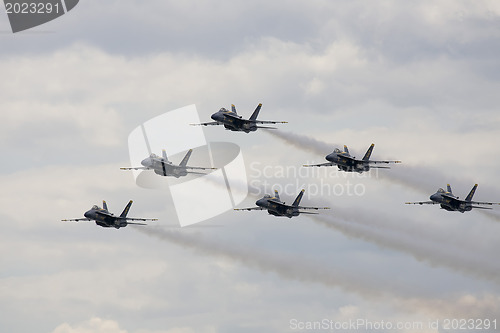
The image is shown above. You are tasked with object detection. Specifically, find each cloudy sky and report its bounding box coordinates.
[1,1,500,332]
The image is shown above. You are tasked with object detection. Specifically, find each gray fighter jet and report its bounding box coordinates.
[234,189,329,218]
[192,103,287,133]
[62,200,157,229]
[405,184,500,213]
[120,149,216,177]
[303,144,401,173]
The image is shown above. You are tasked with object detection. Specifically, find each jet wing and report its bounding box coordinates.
[470,201,500,206]
[255,126,278,129]
[303,162,334,167]
[61,218,91,222]
[185,166,217,170]
[191,121,223,126]
[405,201,438,205]
[126,222,148,225]
[366,160,402,164]
[267,201,329,211]
[253,120,288,125]
[120,166,150,170]
[234,207,265,211]
[470,206,493,210]
[221,113,287,127]
[297,206,330,210]
[186,171,210,175]
[125,218,158,221]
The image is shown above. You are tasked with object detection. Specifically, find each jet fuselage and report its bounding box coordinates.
[83,207,127,228]
[141,156,188,178]
[256,197,299,218]
[429,190,472,213]
[211,109,258,133]
[325,151,368,173]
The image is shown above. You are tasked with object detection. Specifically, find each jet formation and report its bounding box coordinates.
[120,149,215,178]
[192,103,287,133]
[235,189,329,218]
[62,200,157,229]
[64,104,498,229]
[405,184,500,213]
[303,144,401,173]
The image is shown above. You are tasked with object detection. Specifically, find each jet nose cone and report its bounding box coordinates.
[84,210,92,219]
[325,153,334,161]
[256,199,266,207]
[211,112,224,121]
[430,194,438,201]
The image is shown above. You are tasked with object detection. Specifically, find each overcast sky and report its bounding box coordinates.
[1,1,500,332]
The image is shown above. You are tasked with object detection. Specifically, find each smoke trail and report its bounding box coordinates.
[137,227,382,297]
[264,130,500,282]
[332,202,499,256]
[479,210,500,223]
[266,130,467,194]
[265,129,336,156]
[266,130,436,194]
[135,227,500,318]
[310,211,500,284]
[267,130,500,216]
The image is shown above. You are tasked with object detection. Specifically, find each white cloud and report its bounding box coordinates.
[53,317,127,333]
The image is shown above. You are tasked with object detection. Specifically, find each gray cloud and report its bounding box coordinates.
[136,226,500,320]
[3,1,500,332]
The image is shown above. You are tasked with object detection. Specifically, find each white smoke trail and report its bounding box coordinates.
[265,129,336,156]
[267,130,500,216]
[332,202,499,256]
[265,130,500,282]
[135,226,500,318]
[136,227,382,297]
[311,211,500,283]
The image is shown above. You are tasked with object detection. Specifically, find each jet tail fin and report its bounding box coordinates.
[103,200,108,211]
[447,184,453,194]
[249,103,262,121]
[231,104,237,114]
[344,145,349,154]
[179,149,193,167]
[274,189,280,201]
[362,144,375,161]
[292,189,305,207]
[120,200,133,218]
[465,184,478,202]
[162,149,169,162]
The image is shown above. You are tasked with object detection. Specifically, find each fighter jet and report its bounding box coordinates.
[234,189,329,218]
[303,144,401,173]
[120,149,216,177]
[62,200,157,229]
[192,103,287,133]
[405,184,500,213]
